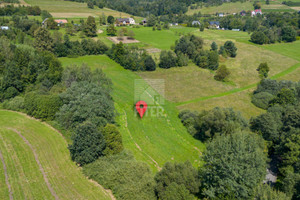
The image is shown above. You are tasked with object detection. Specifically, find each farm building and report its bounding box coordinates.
[116,18,135,26]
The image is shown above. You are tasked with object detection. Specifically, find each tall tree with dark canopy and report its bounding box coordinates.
[224,41,237,57]
[155,161,200,199]
[69,121,105,165]
[34,27,54,52]
[201,132,267,199]
[84,16,97,37]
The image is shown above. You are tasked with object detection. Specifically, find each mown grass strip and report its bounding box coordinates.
[176,62,300,106]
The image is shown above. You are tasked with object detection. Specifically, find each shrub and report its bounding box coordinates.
[224,41,237,57]
[155,161,200,199]
[2,96,24,111]
[251,31,269,45]
[159,50,177,69]
[251,92,274,109]
[144,55,156,71]
[214,65,230,81]
[24,92,63,121]
[69,121,105,165]
[83,151,156,200]
[102,124,123,156]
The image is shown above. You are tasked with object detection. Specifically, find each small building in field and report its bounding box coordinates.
[1,26,9,30]
[209,21,220,29]
[116,18,135,26]
[54,19,68,26]
[192,21,201,26]
[218,13,224,17]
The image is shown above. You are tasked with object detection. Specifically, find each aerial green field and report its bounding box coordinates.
[59,55,205,172]
[187,1,294,15]
[128,28,298,118]
[0,110,112,200]
[25,0,136,18]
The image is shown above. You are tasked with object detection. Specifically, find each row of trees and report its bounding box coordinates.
[107,42,156,71]
[159,35,237,70]
[0,5,42,16]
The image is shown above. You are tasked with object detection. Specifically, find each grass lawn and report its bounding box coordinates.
[128,27,198,50]
[0,110,112,200]
[25,0,138,19]
[59,55,205,172]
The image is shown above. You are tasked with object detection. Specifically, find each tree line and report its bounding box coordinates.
[178,79,300,199]
[0,5,42,16]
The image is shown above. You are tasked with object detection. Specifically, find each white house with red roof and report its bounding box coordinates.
[251,9,262,17]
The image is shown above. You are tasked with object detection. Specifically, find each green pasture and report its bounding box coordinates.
[0,110,112,200]
[187,1,294,15]
[24,0,137,19]
[59,55,205,172]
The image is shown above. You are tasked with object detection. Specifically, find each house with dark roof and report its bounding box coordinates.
[116,18,135,26]
[209,21,220,29]
[240,10,246,16]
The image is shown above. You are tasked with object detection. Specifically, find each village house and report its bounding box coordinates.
[116,18,135,26]
[218,13,224,17]
[1,26,9,30]
[54,19,68,26]
[209,21,220,29]
[251,9,262,17]
[192,21,201,26]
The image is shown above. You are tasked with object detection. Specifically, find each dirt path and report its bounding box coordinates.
[7,128,59,200]
[123,111,162,171]
[0,145,13,200]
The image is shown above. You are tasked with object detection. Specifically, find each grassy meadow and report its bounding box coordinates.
[130,28,298,118]
[59,55,205,172]
[25,0,138,19]
[0,110,112,200]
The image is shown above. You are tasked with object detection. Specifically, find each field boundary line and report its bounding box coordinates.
[175,62,300,106]
[0,136,13,200]
[7,128,59,200]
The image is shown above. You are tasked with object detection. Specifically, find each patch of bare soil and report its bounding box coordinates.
[146,48,161,54]
[107,36,140,44]
[7,128,59,200]
[51,12,93,18]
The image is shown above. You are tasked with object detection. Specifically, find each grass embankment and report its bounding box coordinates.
[0,110,112,200]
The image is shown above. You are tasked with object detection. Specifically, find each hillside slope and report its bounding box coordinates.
[59,55,205,172]
[0,110,112,200]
